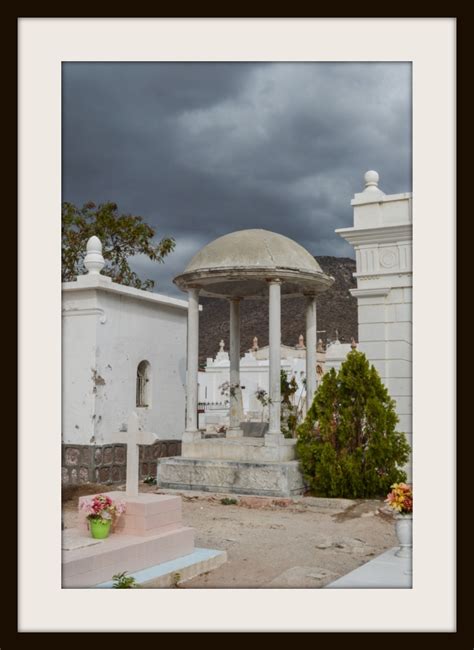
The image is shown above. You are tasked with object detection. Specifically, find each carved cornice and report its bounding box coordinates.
[62,307,107,324]
[350,288,390,299]
[335,224,412,246]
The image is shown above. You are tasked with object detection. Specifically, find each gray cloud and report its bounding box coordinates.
[62,62,411,296]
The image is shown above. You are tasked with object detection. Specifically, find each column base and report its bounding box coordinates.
[226,428,244,438]
[182,431,202,443]
[264,433,286,446]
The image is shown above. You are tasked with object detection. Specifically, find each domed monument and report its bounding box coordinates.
[157,228,334,496]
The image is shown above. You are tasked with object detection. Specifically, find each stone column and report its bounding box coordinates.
[267,279,282,437]
[227,298,243,437]
[305,295,317,410]
[183,287,200,441]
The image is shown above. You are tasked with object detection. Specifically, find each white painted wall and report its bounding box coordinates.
[336,171,413,478]
[62,274,188,444]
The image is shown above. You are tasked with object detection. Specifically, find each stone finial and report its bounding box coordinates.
[296,334,306,349]
[351,337,358,350]
[219,339,225,352]
[84,236,105,275]
[317,338,324,353]
[364,170,380,192]
[335,329,339,342]
[252,336,259,351]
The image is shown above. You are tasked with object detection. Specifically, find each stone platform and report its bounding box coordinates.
[181,434,297,463]
[157,432,305,497]
[157,431,304,497]
[157,457,304,497]
[62,491,225,588]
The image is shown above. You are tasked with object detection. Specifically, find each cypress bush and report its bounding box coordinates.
[296,350,410,498]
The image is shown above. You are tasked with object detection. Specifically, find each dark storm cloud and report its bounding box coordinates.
[62,62,411,297]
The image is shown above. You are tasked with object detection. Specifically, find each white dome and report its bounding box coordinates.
[184,229,324,275]
[174,229,334,299]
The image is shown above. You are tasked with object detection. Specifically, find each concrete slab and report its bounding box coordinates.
[266,565,339,588]
[157,457,304,497]
[95,548,227,588]
[62,530,104,551]
[325,547,412,589]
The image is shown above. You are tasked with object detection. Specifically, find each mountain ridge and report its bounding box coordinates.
[199,256,358,364]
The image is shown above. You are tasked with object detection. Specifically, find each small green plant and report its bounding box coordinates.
[280,369,303,438]
[143,475,157,485]
[219,381,240,399]
[112,571,141,588]
[171,572,182,588]
[220,497,238,505]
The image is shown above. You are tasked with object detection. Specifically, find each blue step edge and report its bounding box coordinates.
[95,547,225,588]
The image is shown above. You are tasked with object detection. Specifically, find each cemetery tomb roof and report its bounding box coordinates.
[174,229,334,299]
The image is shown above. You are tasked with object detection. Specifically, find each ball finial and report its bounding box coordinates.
[84,236,105,275]
[364,170,379,190]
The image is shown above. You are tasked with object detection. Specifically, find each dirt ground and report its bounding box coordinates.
[62,483,398,589]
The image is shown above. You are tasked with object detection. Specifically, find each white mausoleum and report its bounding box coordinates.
[324,336,356,372]
[62,237,189,445]
[198,336,327,423]
[336,171,412,477]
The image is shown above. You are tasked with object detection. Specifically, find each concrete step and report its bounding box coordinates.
[63,526,195,588]
[95,547,227,588]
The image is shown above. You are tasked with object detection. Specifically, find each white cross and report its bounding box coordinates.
[115,412,150,497]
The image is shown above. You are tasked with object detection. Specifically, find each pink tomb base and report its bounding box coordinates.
[63,492,195,588]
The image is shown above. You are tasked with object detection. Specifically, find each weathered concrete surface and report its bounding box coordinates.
[157,457,304,497]
[181,436,297,462]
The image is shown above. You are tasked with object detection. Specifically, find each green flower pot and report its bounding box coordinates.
[89,517,112,539]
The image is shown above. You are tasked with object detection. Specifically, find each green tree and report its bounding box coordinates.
[296,350,410,498]
[62,201,175,290]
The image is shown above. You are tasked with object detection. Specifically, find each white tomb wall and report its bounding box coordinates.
[62,278,188,445]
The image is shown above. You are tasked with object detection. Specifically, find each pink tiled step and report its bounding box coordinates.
[62,525,195,588]
[78,492,183,537]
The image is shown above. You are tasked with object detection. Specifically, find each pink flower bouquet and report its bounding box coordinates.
[80,494,126,522]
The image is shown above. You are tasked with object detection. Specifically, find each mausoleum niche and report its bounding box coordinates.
[136,360,151,408]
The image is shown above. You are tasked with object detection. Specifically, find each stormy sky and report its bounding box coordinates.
[62,62,412,297]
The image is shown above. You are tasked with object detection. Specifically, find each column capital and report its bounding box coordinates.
[266,277,282,285]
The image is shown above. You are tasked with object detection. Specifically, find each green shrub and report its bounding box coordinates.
[296,350,410,498]
[220,497,238,505]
